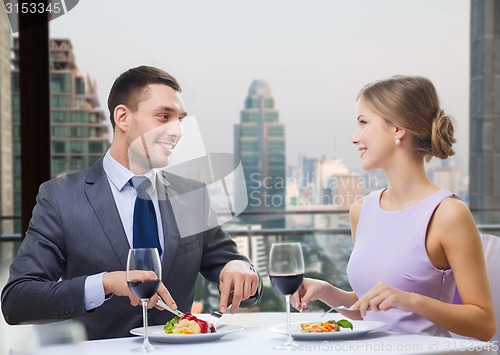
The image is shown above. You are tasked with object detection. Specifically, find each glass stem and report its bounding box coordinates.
[142,299,152,349]
[285,294,293,344]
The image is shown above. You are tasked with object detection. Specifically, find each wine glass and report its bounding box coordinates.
[268,242,304,350]
[127,248,162,352]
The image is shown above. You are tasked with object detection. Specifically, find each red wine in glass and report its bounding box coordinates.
[128,280,161,300]
[268,242,304,350]
[127,248,161,352]
[270,274,304,295]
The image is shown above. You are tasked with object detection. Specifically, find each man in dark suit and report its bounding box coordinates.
[1,66,262,340]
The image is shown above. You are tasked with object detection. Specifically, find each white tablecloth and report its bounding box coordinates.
[8,312,499,355]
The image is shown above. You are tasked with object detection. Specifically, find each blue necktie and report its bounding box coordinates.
[131,176,162,256]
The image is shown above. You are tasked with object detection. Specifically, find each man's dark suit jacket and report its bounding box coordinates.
[1,158,261,340]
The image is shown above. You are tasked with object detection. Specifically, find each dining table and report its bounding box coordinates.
[8,312,499,355]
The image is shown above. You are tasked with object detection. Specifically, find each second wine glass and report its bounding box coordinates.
[127,248,162,352]
[268,242,304,350]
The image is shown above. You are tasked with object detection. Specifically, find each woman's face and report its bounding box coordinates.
[352,97,397,171]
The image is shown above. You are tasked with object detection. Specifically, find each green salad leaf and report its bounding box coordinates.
[163,316,179,334]
[336,319,353,330]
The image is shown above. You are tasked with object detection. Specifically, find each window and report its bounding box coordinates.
[11,73,20,92]
[268,125,284,136]
[75,76,85,95]
[52,126,70,137]
[51,95,71,108]
[52,157,67,176]
[70,141,84,153]
[51,73,72,94]
[12,95,20,108]
[70,111,88,123]
[264,97,274,109]
[89,141,103,153]
[69,157,85,171]
[52,111,67,122]
[52,141,65,153]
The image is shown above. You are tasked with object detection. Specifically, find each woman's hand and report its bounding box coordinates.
[291,278,329,312]
[350,282,417,317]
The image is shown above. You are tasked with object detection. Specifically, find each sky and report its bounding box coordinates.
[49,0,470,173]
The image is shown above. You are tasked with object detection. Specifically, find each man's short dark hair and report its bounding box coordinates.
[107,65,182,129]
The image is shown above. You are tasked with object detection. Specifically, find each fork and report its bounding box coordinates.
[320,305,354,317]
[207,304,232,328]
[207,293,233,328]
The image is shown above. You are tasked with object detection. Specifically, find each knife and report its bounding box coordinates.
[156,298,185,318]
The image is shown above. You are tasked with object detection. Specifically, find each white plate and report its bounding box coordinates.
[130,324,244,343]
[271,320,385,340]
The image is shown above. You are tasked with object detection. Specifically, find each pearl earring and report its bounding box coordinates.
[395,138,401,145]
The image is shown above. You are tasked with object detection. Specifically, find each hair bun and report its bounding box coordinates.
[430,109,456,159]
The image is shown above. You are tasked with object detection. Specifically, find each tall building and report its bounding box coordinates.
[428,158,461,195]
[0,8,13,235]
[0,0,14,283]
[469,0,500,224]
[232,229,268,279]
[234,80,286,228]
[302,156,318,186]
[288,156,364,209]
[317,158,348,207]
[11,38,110,231]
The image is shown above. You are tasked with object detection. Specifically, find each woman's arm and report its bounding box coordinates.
[291,197,366,318]
[418,197,496,341]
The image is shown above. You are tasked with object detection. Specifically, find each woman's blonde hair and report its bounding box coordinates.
[357,75,455,162]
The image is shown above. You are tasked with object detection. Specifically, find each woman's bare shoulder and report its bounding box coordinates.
[432,196,478,241]
[434,197,473,225]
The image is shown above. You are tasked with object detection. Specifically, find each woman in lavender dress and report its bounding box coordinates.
[292,75,496,341]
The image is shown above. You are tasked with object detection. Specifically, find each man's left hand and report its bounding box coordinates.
[218,260,259,313]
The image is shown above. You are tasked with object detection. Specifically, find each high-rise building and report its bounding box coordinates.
[0,0,14,282]
[319,159,366,210]
[469,0,500,224]
[11,38,111,231]
[428,158,461,195]
[234,80,286,228]
[232,230,268,280]
[302,156,318,186]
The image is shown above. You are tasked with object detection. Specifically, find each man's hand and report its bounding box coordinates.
[102,271,177,310]
[218,260,259,313]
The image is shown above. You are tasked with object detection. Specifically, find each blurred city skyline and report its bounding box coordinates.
[49,0,470,174]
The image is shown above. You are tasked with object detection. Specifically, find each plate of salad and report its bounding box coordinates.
[130,313,244,343]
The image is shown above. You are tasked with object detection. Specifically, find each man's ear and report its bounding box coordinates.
[114,105,129,132]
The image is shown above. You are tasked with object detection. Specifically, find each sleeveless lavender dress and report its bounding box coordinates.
[347,189,456,336]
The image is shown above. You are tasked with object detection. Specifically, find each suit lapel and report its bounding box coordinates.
[157,173,180,276]
[85,158,130,269]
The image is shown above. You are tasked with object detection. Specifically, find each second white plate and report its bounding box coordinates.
[271,320,385,340]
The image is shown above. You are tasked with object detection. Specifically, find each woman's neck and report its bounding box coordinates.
[382,158,438,210]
